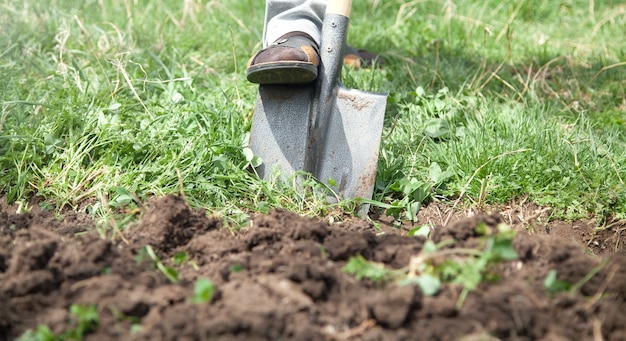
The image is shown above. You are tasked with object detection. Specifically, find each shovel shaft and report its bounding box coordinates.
[326,0,352,17]
[306,1,352,175]
[317,13,348,101]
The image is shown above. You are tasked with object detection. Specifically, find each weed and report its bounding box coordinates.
[407,224,432,238]
[144,245,179,283]
[171,250,199,270]
[17,304,100,341]
[543,270,572,297]
[191,278,216,304]
[342,254,400,284]
[172,251,189,266]
[343,223,519,308]
[543,257,610,298]
[129,324,143,335]
[229,264,244,273]
[422,224,519,308]
[16,326,55,341]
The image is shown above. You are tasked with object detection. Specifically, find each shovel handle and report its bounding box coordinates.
[326,0,352,18]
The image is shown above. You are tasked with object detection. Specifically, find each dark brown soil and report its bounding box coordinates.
[1,195,625,340]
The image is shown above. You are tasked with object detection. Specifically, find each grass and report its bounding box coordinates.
[1,0,625,227]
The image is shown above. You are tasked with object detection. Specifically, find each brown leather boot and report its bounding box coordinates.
[246,32,320,85]
[246,32,382,84]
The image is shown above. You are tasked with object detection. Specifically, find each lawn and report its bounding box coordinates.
[2,0,624,223]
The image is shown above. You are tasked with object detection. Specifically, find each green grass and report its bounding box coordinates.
[1,0,625,226]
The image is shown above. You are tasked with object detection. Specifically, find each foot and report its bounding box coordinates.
[246,32,320,85]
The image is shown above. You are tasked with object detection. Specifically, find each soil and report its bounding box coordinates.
[1,195,625,341]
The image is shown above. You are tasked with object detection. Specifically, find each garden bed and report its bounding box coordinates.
[1,195,625,340]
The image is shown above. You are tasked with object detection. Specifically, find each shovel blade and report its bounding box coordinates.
[249,84,314,179]
[315,86,387,202]
[249,83,387,214]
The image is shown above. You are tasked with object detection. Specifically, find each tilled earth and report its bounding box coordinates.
[1,195,625,340]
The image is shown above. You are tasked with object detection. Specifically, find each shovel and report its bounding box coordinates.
[249,0,387,212]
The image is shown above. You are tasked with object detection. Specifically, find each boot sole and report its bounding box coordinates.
[246,62,318,85]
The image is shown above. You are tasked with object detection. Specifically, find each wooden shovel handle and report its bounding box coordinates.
[326,0,352,18]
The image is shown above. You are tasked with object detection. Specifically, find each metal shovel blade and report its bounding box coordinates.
[314,86,387,202]
[249,83,387,206]
[249,84,314,179]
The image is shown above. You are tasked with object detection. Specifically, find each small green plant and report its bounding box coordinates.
[16,325,55,341]
[144,245,179,283]
[15,200,32,214]
[172,251,189,266]
[342,254,399,284]
[419,224,518,308]
[17,304,100,341]
[543,258,610,298]
[399,273,442,296]
[66,305,100,339]
[543,270,572,297]
[342,251,442,295]
[129,324,143,335]
[191,278,216,304]
[386,178,431,222]
[343,223,519,308]
[407,224,432,238]
[229,264,244,273]
[169,251,200,270]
